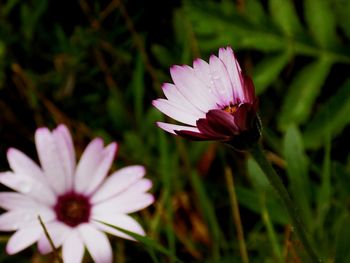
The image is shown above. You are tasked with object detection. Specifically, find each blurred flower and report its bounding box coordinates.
[0,125,154,263]
[153,47,260,149]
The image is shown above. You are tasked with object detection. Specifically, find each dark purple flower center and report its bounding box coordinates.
[54,192,91,227]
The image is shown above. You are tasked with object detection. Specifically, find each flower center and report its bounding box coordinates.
[54,192,91,227]
[223,103,238,114]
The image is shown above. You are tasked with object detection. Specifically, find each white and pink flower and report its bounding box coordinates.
[0,124,154,263]
[153,47,259,143]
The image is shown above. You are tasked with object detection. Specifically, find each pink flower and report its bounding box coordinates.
[0,125,154,263]
[153,47,260,147]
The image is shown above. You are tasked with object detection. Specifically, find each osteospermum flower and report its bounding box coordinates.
[153,47,260,149]
[0,125,154,263]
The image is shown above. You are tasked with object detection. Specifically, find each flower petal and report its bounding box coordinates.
[7,148,45,181]
[218,47,244,102]
[85,142,117,195]
[205,109,238,136]
[92,165,145,204]
[79,224,112,263]
[0,172,56,205]
[62,229,85,263]
[52,124,76,191]
[161,83,204,116]
[209,55,234,106]
[170,65,217,112]
[0,209,55,231]
[156,122,199,135]
[92,179,153,215]
[74,138,104,192]
[6,226,42,255]
[93,214,145,241]
[37,221,70,254]
[152,99,200,126]
[0,192,43,210]
[35,128,67,195]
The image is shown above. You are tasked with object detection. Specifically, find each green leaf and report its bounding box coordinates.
[304,0,337,48]
[283,125,312,229]
[334,216,350,263]
[96,220,183,263]
[247,157,270,191]
[131,53,145,125]
[253,52,290,94]
[278,56,332,129]
[236,186,289,225]
[334,0,350,40]
[268,0,303,37]
[303,79,350,149]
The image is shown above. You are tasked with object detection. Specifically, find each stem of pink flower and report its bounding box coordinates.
[224,166,250,263]
[249,143,321,263]
[38,216,63,263]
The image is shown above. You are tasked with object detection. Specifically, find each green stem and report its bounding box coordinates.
[249,143,321,263]
[224,167,250,263]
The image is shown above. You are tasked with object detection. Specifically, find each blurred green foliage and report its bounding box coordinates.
[0,0,350,262]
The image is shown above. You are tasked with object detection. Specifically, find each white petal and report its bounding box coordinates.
[156,122,200,135]
[93,214,145,241]
[0,209,55,231]
[93,193,154,215]
[52,125,76,191]
[0,192,42,210]
[37,221,70,254]
[6,226,42,254]
[85,143,117,195]
[79,224,112,263]
[92,165,145,204]
[161,83,204,116]
[152,99,200,125]
[62,229,85,263]
[93,179,153,215]
[74,138,104,192]
[0,172,56,205]
[193,58,219,101]
[218,47,244,102]
[35,128,67,195]
[7,148,45,181]
[170,65,217,112]
[209,55,234,106]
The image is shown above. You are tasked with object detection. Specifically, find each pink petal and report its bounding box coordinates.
[193,58,212,85]
[92,178,154,215]
[62,229,85,263]
[0,209,55,231]
[0,172,56,205]
[209,55,234,106]
[37,221,70,254]
[74,138,104,193]
[156,122,200,135]
[79,224,112,263]
[170,65,217,111]
[161,83,204,116]
[35,128,68,195]
[52,125,76,191]
[85,142,117,195]
[6,226,42,254]
[93,214,145,241]
[93,193,154,215]
[7,148,45,181]
[92,165,145,204]
[0,192,42,210]
[218,47,244,102]
[152,99,200,125]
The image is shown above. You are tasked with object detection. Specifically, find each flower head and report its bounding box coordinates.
[153,47,260,149]
[0,125,154,263]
